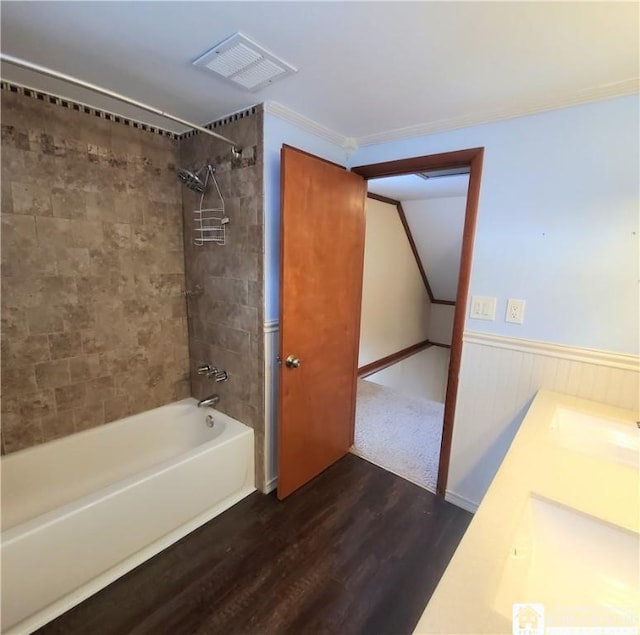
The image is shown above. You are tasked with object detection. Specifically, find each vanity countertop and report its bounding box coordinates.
[414,389,639,634]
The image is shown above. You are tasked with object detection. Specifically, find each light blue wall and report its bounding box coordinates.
[349,95,640,355]
[263,113,348,321]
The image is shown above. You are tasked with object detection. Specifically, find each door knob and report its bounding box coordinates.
[285,355,301,369]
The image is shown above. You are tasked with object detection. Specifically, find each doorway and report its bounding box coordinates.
[276,146,483,500]
[351,148,484,496]
[352,170,470,492]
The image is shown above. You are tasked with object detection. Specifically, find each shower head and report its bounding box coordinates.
[177,167,206,193]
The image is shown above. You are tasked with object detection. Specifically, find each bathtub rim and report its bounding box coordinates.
[1,397,220,464]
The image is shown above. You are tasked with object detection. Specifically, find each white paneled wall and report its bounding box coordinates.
[263,321,279,493]
[447,332,639,512]
[265,323,639,504]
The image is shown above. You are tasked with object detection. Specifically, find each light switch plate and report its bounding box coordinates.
[470,296,496,321]
[506,298,526,324]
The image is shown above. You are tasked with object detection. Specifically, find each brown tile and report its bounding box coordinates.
[10,182,52,216]
[74,403,106,431]
[51,187,86,219]
[1,213,37,248]
[35,359,71,389]
[62,303,95,331]
[40,275,78,306]
[85,191,115,221]
[1,395,22,414]
[48,331,83,359]
[56,247,92,275]
[2,242,59,277]
[35,216,72,247]
[2,416,44,453]
[40,409,75,441]
[54,382,86,409]
[1,180,13,216]
[1,306,28,339]
[103,222,131,248]
[26,305,64,334]
[85,376,115,405]
[1,364,37,395]
[104,395,132,422]
[19,389,56,418]
[2,333,50,365]
[71,220,103,249]
[69,354,103,382]
[203,277,248,305]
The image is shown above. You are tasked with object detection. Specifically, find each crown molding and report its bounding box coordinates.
[356,78,640,147]
[264,100,353,148]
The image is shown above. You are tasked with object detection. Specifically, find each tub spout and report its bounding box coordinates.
[197,394,220,408]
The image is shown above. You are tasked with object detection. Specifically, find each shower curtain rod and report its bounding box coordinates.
[0,53,242,153]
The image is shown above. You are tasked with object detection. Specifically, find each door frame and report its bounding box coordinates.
[351,147,484,497]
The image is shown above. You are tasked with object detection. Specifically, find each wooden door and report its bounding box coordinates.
[277,145,367,499]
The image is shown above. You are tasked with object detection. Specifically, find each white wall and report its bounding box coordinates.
[365,346,450,403]
[403,195,467,302]
[359,198,431,366]
[350,95,639,355]
[350,95,640,508]
[428,304,455,345]
[263,111,350,322]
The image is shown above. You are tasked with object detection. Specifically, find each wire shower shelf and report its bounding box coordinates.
[193,165,229,246]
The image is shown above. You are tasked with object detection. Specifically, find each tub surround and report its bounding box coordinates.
[180,107,266,490]
[1,88,190,453]
[414,390,639,633]
[1,399,255,634]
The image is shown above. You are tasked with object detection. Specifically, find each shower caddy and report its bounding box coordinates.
[193,164,229,246]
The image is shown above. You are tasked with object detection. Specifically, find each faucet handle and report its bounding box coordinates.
[214,370,229,382]
[197,363,218,376]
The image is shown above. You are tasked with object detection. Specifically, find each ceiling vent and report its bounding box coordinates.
[417,167,471,180]
[193,32,297,92]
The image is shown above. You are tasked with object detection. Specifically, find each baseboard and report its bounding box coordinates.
[358,339,432,378]
[445,490,479,513]
[264,476,278,494]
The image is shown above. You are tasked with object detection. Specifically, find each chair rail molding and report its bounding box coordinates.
[463,331,639,372]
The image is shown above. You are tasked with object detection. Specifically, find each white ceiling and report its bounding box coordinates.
[369,174,469,201]
[1,2,637,144]
[403,197,467,303]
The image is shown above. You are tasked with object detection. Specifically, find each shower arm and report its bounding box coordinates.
[0,52,242,155]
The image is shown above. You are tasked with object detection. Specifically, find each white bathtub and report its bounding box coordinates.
[0,398,255,634]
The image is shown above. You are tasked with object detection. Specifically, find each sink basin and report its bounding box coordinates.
[550,407,639,468]
[494,496,639,626]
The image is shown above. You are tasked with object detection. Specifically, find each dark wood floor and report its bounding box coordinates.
[37,455,471,635]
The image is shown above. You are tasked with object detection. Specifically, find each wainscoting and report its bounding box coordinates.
[447,331,639,512]
[264,323,639,508]
[263,321,279,493]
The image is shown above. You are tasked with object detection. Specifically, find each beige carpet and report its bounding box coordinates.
[353,379,444,492]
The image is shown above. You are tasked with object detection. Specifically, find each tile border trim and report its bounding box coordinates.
[1,80,181,139]
[1,80,260,141]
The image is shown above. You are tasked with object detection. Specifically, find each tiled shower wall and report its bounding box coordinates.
[180,107,265,488]
[0,89,190,453]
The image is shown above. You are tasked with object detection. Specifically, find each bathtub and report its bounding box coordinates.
[0,398,255,634]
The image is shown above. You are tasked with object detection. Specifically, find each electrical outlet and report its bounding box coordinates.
[470,296,496,321]
[506,299,526,324]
